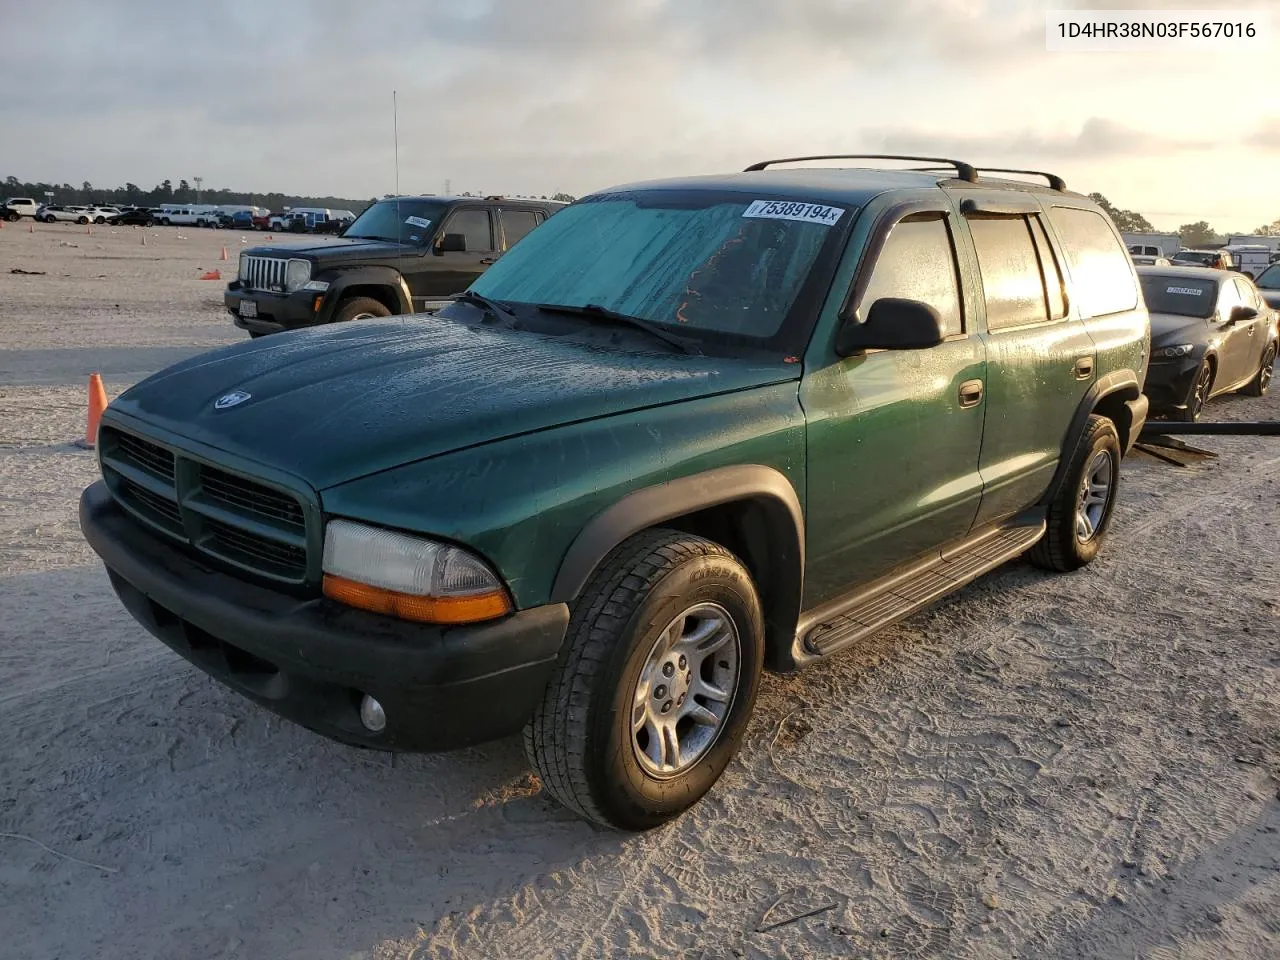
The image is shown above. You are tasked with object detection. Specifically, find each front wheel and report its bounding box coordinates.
[1173,360,1213,422]
[332,297,393,323]
[1242,342,1276,397]
[524,529,765,830]
[94,216,105,224]
[1029,415,1122,572]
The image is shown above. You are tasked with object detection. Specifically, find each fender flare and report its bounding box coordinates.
[322,267,412,320]
[1040,369,1144,506]
[549,465,806,659]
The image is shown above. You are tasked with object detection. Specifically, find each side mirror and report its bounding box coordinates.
[436,233,467,253]
[1227,305,1258,325]
[835,298,945,356]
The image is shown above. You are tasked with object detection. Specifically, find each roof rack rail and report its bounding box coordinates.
[975,167,1067,191]
[743,154,978,183]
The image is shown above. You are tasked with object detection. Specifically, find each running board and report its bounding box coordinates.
[802,521,1045,657]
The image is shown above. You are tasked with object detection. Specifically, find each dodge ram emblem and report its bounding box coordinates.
[214,390,252,410]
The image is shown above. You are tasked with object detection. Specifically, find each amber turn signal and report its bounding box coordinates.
[322,574,512,624]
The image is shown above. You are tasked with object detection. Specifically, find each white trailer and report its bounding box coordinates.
[1122,232,1181,258]
[1226,234,1280,252]
[1223,245,1276,280]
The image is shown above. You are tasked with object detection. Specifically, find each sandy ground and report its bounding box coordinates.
[1,223,1278,960]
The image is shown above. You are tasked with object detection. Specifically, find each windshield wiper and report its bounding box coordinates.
[535,303,702,355]
[454,290,519,323]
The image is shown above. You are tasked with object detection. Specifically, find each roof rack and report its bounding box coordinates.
[974,167,1067,191]
[743,154,978,183]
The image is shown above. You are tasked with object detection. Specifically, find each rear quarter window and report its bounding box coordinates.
[1048,207,1140,318]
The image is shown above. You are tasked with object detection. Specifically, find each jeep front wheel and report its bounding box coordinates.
[524,529,764,830]
[1029,414,1121,572]
[332,297,393,323]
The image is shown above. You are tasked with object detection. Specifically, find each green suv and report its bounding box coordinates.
[79,155,1150,829]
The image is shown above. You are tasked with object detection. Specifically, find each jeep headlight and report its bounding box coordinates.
[284,258,312,293]
[1153,343,1194,359]
[321,519,512,624]
[238,252,249,283]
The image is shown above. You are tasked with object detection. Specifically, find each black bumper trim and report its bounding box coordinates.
[80,481,568,751]
[225,286,324,332]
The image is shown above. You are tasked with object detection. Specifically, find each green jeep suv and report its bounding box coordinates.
[80,155,1150,829]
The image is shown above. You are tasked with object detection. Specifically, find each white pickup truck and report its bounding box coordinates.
[2,198,41,221]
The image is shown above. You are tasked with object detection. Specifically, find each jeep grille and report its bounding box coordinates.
[240,255,288,292]
[99,425,316,586]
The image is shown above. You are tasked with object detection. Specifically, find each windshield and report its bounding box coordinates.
[1173,251,1215,265]
[468,192,848,350]
[344,199,447,244]
[1140,274,1217,318]
[1255,263,1280,289]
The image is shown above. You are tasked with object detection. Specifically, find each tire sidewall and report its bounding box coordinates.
[587,553,764,828]
[1069,421,1122,565]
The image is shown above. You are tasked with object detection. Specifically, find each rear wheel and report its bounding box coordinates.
[1242,341,1276,397]
[77,216,89,224]
[4,211,19,222]
[94,216,105,224]
[1029,415,1121,573]
[332,296,392,323]
[524,529,765,830]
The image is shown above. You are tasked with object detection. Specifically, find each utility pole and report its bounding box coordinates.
[193,176,203,204]
[444,179,451,196]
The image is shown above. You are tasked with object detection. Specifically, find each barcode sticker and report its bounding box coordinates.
[405,216,432,228]
[743,199,844,226]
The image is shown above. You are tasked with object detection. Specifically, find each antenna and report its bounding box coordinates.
[393,90,400,197]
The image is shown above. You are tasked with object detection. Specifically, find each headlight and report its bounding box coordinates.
[284,258,312,292]
[321,519,512,624]
[1153,343,1194,359]
[238,252,249,282]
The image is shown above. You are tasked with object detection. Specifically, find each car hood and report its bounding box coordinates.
[242,237,419,265]
[1149,312,1207,345]
[108,318,798,489]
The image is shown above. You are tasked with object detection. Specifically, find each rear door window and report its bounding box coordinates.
[1047,207,1140,318]
[967,216,1050,331]
[501,210,540,249]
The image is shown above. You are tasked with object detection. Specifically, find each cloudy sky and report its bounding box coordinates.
[2,0,1276,231]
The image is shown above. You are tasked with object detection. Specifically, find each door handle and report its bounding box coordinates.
[958,379,984,408]
[1074,356,1095,379]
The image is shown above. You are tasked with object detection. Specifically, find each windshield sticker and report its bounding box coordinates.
[405,216,432,229]
[743,200,844,226]
[1166,286,1205,296]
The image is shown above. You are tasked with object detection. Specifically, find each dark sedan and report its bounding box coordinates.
[110,208,155,226]
[1255,261,1280,311]
[1138,266,1278,421]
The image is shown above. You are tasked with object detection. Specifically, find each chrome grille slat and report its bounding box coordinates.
[199,467,304,531]
[113,432,175,483]
[242,255,287,292]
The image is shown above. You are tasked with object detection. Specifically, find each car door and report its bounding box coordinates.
[1212,279,1255,389]
[418,206,497,299]
[956,199,1099,528]
[1222,278,1265,388]
[801,203,987,605]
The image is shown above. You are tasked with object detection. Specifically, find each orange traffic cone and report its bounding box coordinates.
[28,222,34,234]
[79,374,109,449]
[141,232,147,246]
[86,224,92,235]
[199,269,222,280]
[219,246,229,261]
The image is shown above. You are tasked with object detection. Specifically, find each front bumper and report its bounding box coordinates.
[225,282,325,335]
[1143,355,1201,412]
[80,481,568,752]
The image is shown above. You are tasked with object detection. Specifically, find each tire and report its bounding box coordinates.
[77,216,89,224]
[332,296,393,323]
[161,218,171,226]
[524,528,765,830]
[1172,359,1213,422]
[1242,341,1276,397]
[94,216,105,224]
[1028,414,1122,573]
[4,211,18,222]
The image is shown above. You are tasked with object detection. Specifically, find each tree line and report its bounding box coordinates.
[1089,192,1279,247]
[3,175,576,213]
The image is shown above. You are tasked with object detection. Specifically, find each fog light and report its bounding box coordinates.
[360,694,386,733]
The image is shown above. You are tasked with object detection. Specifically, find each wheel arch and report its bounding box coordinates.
[1040,370,1146,507]
[549,465,805,672]
[322,269,411,320]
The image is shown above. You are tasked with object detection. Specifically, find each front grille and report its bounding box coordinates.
[199,465,305,533]
[202,518,307,578]
[114,432,175,483]
[99,425,313,586]
[241,256,288,292]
